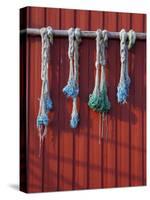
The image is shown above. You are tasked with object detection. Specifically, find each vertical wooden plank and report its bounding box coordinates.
[143,14,146,185]
[58,8,75,191]
[43,8,60,192]
[102,12,117,188]
[28,7,45,192]
[130,14,144,186]
[73,10,89,190]
[116,12,131,187]
[88,11,103,189]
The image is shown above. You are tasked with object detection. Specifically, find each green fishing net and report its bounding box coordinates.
[88,84,111,113]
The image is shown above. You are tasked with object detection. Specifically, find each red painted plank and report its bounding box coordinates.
[142,41,146,185]
[28,7,45,192]
[130,14,144,186]
[116,12,131,187]
[143,15,146,185]
[103,12,117,188]
[58,8,75,191]
[143,15,146,33]
[88,11,103,189]
[42,8,60,192]
[73,10,89,190]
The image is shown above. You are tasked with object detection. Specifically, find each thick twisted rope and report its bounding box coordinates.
[117,29,136,104]
[63,28,81,128]
[36,26,53,156]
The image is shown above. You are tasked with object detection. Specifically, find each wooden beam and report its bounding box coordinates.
[20,28,146,40]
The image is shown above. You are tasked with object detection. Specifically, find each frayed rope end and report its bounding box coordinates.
[117,83,129,104]
[37,114,49,128]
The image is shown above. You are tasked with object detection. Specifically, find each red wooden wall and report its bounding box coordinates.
[20,7,146,193]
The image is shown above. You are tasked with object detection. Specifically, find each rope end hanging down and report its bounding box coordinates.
[70,98,79,128]
[63,28,81,129]
[117,29,136,104]
[99,30,111,141]
[36,26,53,156]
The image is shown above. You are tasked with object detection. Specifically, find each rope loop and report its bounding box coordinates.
[47,26,53,44]
[120,29,128,42]
[74,28,82,44]
[128,29,136,49]
[102,30,108,48]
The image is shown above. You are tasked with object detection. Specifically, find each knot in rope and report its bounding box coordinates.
[37,26,53,156]
[99,30,108,66]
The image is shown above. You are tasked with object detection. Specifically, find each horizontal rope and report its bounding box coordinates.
[20,28,146,40]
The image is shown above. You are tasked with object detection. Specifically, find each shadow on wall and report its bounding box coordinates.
[28,147,145,191]
[46,38,146,131]
[29,37,146,136]
[26,38,146,192]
